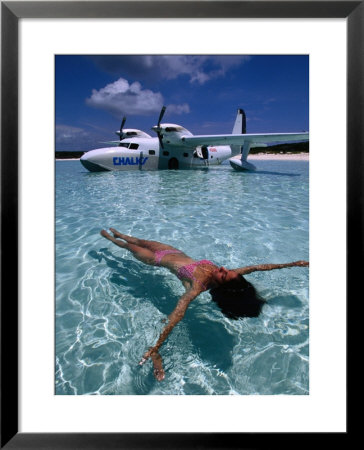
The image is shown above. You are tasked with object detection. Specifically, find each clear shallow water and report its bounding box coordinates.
[56,160,309,395]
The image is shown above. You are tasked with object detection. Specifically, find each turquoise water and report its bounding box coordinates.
[55,160,309,395]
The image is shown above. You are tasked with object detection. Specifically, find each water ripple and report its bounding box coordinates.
[56,161,309,395]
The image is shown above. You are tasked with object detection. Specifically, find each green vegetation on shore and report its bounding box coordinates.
[250,141,309,154]
[55,151,85,159]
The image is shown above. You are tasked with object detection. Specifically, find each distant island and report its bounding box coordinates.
[55,151,85,159]
[250,141,309,154]
[55,141,309,160]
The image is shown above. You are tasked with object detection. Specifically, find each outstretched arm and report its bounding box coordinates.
[233,260,309,275]
[139,288,200,376]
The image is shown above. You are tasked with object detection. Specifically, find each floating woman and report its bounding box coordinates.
[100,228,309,381]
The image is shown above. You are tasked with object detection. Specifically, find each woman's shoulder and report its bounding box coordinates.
[198,259,216,266]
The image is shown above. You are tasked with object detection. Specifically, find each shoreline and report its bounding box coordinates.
[56,153,309,162]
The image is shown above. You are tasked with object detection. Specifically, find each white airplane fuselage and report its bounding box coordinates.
[80,134,232,172]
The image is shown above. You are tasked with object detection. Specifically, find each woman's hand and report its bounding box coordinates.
[295,260,309,267]
[139,347,165,381]
[138,347,155,365]
[150,351,165,381]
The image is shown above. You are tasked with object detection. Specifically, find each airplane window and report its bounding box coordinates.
[129,143,139,150]
[126,132,138,136]
[163,151,169,156]
[149,150,155,155]
[119,143,129,148]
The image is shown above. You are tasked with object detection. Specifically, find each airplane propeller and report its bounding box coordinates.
[119,116,126,140]
[154,106,166,148]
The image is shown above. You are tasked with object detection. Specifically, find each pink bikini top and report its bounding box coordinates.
[177,259,215,289]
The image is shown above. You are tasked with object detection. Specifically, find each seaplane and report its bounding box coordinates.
[80,107,309,172]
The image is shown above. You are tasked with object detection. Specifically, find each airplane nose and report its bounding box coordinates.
[80,150,109,172]
[80,157,107,172]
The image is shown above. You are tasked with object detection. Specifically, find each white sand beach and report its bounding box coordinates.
[244,153,309,161]
[56,158,81,161]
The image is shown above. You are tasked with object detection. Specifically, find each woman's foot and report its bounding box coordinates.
[109,228,124,239]
[100,229,112,240]
[100,230,127,248]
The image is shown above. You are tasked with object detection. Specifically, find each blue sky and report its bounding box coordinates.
[55,55,309,151]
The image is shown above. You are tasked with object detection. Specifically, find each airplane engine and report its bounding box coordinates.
[194,145,209,160]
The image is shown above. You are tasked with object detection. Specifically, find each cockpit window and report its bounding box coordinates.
[118,142,139,149]
[165,127,183,132]
[126,132,138,136]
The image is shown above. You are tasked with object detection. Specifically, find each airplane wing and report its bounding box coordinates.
[181,132,309,147]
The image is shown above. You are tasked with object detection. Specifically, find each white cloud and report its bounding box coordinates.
[167,103,190,115]
[56,124,87,142]
[86,78,190,118]
[144,55,251,85]
[86,78,163,116]
[56,124,96,150]
[89,55,251,85]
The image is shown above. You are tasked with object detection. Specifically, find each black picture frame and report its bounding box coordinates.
[1,1,359,448]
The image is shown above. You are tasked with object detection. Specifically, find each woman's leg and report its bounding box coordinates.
[100,230,155,265]
[109,228,179,252]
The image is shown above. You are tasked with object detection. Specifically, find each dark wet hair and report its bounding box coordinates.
[209,275,265,319]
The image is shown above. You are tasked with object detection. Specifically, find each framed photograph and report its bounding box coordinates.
[2,1,360,447]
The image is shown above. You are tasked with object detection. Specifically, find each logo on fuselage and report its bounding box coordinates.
[113,156,148,166]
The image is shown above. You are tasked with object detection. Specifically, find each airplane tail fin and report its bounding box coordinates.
[232,108,246,134]
[231,108,246,157]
